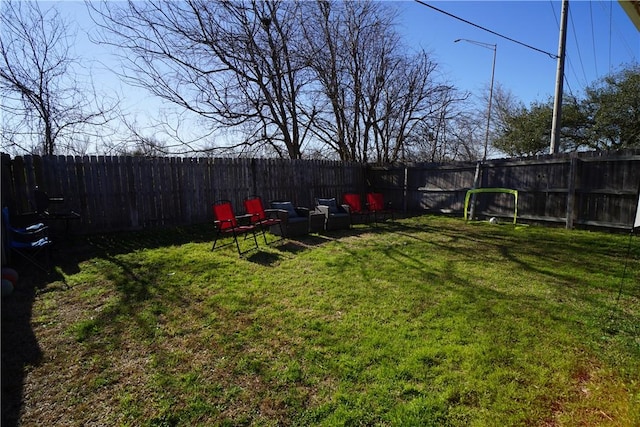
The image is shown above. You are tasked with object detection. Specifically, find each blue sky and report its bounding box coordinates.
[43,1,640,148]
[63,1,638,115]
[395,1,639,105]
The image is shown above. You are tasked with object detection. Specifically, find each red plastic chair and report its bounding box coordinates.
[342,193,370,224]
[366,192,394,222]
[243,196,284,244]
[212,200,259,256]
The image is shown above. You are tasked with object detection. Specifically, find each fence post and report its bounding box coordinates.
[403,164,408,213]
[566,153,578,229]
[468,161,482,220]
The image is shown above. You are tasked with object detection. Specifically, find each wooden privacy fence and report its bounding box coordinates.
[2,149,639,234]
[368,149,640,230]
[0,155,367,234]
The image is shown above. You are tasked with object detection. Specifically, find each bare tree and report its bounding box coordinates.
[408,82,511,163]
[303,1,461,163]
[370,51,457,163]
[90,0,313,159]
[0,0,115,155]
[300,0,349,160]
[89,0,467,162]
[405,87,475,162]
[302,0,399,162]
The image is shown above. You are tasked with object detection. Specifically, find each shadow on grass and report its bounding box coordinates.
[388,219,640,366]
[86,223,219,258]
[248,232,363,264]
[1,223,221,426]
[0,222,330,426]
[5,216,635,425]
[247,250,283,266]
[1,269,52,427]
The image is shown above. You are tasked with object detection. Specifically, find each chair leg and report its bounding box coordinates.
[234,230,259,256]
[263,222,284,245]
[12,247,51,273]
[212,229,222,251]
[212,230,238,251]
[276,222,284,241]
[250,230,259,252]
[212,228,258,256]
[259,226,269,245]
[233,232,242,255]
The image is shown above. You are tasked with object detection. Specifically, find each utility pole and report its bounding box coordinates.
[550,0,569,154]
[454,38,497,220]
[484,44,496,161]
[454,39,497,161]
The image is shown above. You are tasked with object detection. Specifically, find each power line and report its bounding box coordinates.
[549,1,581,95]
[597,1,637,72]
[414,0,559,59]
[563,74,577,101]
[609,0,613,71]
[589,1,598,76]
[569,5,588,86]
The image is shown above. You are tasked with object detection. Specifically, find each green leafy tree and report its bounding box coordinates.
[583,64,640,150]
[492,64,640,157]
[493,102,552,157]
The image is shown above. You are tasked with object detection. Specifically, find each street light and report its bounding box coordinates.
[454,38,497,162]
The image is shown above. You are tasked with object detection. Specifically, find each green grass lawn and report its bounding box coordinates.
[4,215,639,426]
